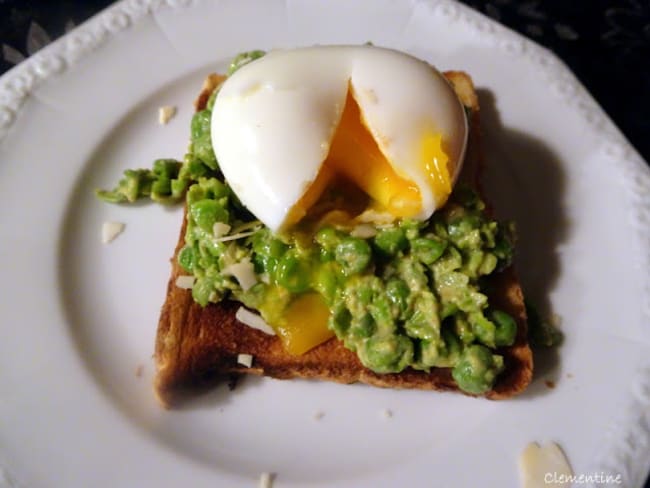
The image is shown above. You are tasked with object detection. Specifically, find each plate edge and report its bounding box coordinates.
[0,0,648,484]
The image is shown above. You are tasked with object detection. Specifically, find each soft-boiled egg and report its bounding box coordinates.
[211,45,468,232]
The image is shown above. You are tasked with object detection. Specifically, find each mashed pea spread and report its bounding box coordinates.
[98,51,518,394]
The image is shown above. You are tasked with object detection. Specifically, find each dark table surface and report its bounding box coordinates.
[1,0,648,486]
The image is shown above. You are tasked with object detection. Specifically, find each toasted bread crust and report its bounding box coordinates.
[154,70,533,407]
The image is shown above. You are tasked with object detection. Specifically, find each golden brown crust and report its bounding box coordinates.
[192,73,227,112]
[154,70,533,408]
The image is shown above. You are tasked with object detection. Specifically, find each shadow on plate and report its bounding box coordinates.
[168,373,265,411]
[477,88,569,399]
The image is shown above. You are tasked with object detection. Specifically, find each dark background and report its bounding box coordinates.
[1,0,648,486]
[1,0,649,165]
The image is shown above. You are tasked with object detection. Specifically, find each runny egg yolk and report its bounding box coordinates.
[421,132,452,205]
[276,90,454,355]
[274,293,333,355]
[284,86,452,229]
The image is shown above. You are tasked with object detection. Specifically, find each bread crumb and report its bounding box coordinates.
[135,364,144,378]
[259,472,274,488]
[313,410,325,420]
[158,105,177,124]
[101,221,125,244]
[237,353,253,368]
[380,408,393,419]
[566,373,573,379]
[175,275,195,289]
[544,380,556,389]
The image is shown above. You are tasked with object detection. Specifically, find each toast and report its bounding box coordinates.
[154,71,533,408]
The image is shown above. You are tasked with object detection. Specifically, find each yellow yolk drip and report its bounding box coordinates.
[327,91,422,218]
[283,89,424,229]
[421,132,452,207]
[283,164,334,228]
[274,92,454,357]
[275,293,334,355]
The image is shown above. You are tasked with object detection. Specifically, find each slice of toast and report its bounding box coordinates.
[154,71,533,408]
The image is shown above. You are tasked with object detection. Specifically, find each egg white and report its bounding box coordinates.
[211,45,468,232]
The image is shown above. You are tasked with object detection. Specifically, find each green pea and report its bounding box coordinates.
[252,232,287,277]
[411,237,446,264]
[191,110,218,169]
[478,253,498,275]
[186,182,205,204]
[152,158,181,178]
[200,234,226,259]
[313,263,340,304]
[481,221,498,248]
[150,159,182,201]
[198,177,229,200]
[432,221,448,240]
[228,50,265,75]
[267,238,288,258]
[95,169,147,203]
[330,303,352,338]
[448,214,481,237]
[431,246,462,274]
[369,294,394,333]
[350,313,376,340]
[191,110,210,140]
[440,302,458,320]
[191,277,215,307]
[170,178,190,200]
[469,312,496,348]
[448,215,482,249]
[386,279,410,318]
[335,237,371,275]
[404,293,439,341]
[419,326,462,368]
[373,227,407,256]
[353,282,374,306]
[399,219,423,240]
[151,176,171,198]
[184,156,209,180]
[275,251,311,293]
[452,345,504,394]
[492,309,517,346]
[454,316,475,344]
[359,334,413,374]
[465,250,484,277]
[253,234,287,260]
[178,245,196,272]
[189,199,229,233]
[315,227,341,252]
[252,254,277,277]
[419,339,441,368]
[206,87,220,111]
[397,256,429,291]
[457,289,488,312]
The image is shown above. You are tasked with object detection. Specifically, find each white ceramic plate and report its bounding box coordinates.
[1,1,649,487]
